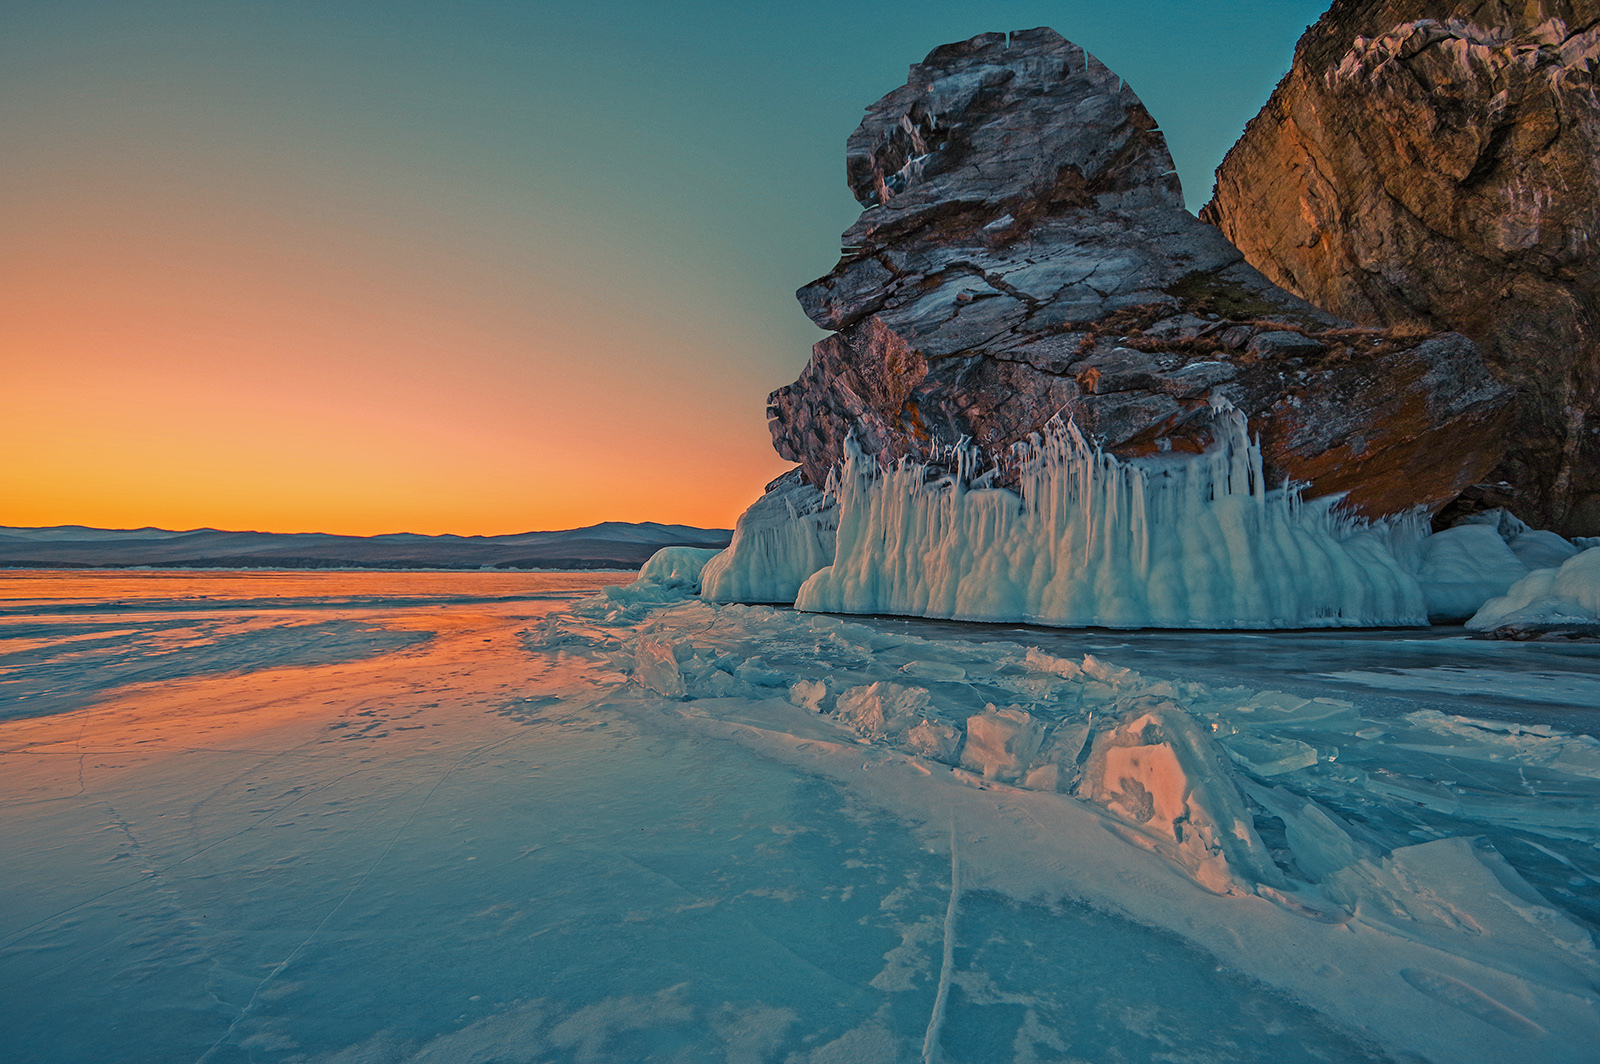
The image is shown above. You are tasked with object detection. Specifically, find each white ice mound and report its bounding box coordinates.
[1467,546,1600,633]
[635,546,723,592]
[1417,524,1534,621]
[701,470,837,604]
[795,401,1428,629]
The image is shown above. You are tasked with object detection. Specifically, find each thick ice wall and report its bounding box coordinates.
[701,470,837,604]
[795,402,1429,629]
[1417,524,1535,621]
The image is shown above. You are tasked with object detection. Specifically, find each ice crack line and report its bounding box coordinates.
[920,816,960,1064]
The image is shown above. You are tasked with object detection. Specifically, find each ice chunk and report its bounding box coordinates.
[1416,524,1530,621]
[959,705,1048,781]
[1399,710,1600,780]
[1079,698,1284,893]
[635,546,723,592]
[1219,733,1319,776]
[834,681,931,740]
[898,659,966,682]
[1240,780,1376,882]
[794,402,1427,629]
[632,637,686,699]
[905,719,962,763]
[1467,546,1600,635]
[701,471,837,604]
[732,657,790,687]
[1020,720,1093,792]
[787,678,832,713]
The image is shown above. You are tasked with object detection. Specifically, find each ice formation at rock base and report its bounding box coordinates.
[708,402,1596,632]
[794,402,1428,629]
[700,469,836,604]
[1469,546,1600,637]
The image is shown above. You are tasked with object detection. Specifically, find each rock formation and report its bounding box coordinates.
[1202,0,1600,535]
[767,27,1511,521]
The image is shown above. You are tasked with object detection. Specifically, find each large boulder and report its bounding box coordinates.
[1202,1,1600,535]
[768,27,1511,521]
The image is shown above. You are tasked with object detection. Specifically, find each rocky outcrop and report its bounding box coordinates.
[1202,1,1600,535]
[768,28,1511,520]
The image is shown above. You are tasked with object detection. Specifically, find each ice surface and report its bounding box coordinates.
[1322,665,1600,706]
[794,403,1428,629]
[1468,547,1600,634]
[532,588,1600,1060]
[6,571,1600,1064]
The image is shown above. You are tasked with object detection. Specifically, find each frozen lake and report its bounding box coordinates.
[2,571,1597,1063]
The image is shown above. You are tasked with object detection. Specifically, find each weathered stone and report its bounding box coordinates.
[769,28,1511,519]
[1203,1,1600,535]
[1248,331,1327,360]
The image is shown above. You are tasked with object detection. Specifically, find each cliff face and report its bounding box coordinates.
[768,28,1511,520]
[1203,0,1600,535]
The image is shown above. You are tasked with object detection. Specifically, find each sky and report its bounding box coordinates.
[0,1,1330,536]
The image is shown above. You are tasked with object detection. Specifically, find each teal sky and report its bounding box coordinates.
[1,1,1331,533]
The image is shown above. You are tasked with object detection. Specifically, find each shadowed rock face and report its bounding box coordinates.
[1203,0,1600,535]
[769,28,1511,520]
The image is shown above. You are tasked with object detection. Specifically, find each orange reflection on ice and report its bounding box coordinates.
[0,571,622,789]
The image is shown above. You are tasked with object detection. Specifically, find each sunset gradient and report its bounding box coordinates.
[1,1,1325,535]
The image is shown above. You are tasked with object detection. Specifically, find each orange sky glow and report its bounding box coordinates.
[1,161,795,536]
[1,2,1323,538]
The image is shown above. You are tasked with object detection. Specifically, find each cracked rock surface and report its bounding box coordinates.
[768,28,1511,520]
[1203,1,1600,535]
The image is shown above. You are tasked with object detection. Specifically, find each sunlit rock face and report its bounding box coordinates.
[1202,1,1600,536]
[768,27,1510,522]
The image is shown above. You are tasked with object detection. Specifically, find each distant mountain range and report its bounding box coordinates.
[0,522,732,571]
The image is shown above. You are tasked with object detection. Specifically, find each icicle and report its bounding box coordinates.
[794,402,1428,629]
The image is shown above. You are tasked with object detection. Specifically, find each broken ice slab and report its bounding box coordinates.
[1221,691,1359,729]
[959,705,1047,781]
[1219,733,1320,776]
